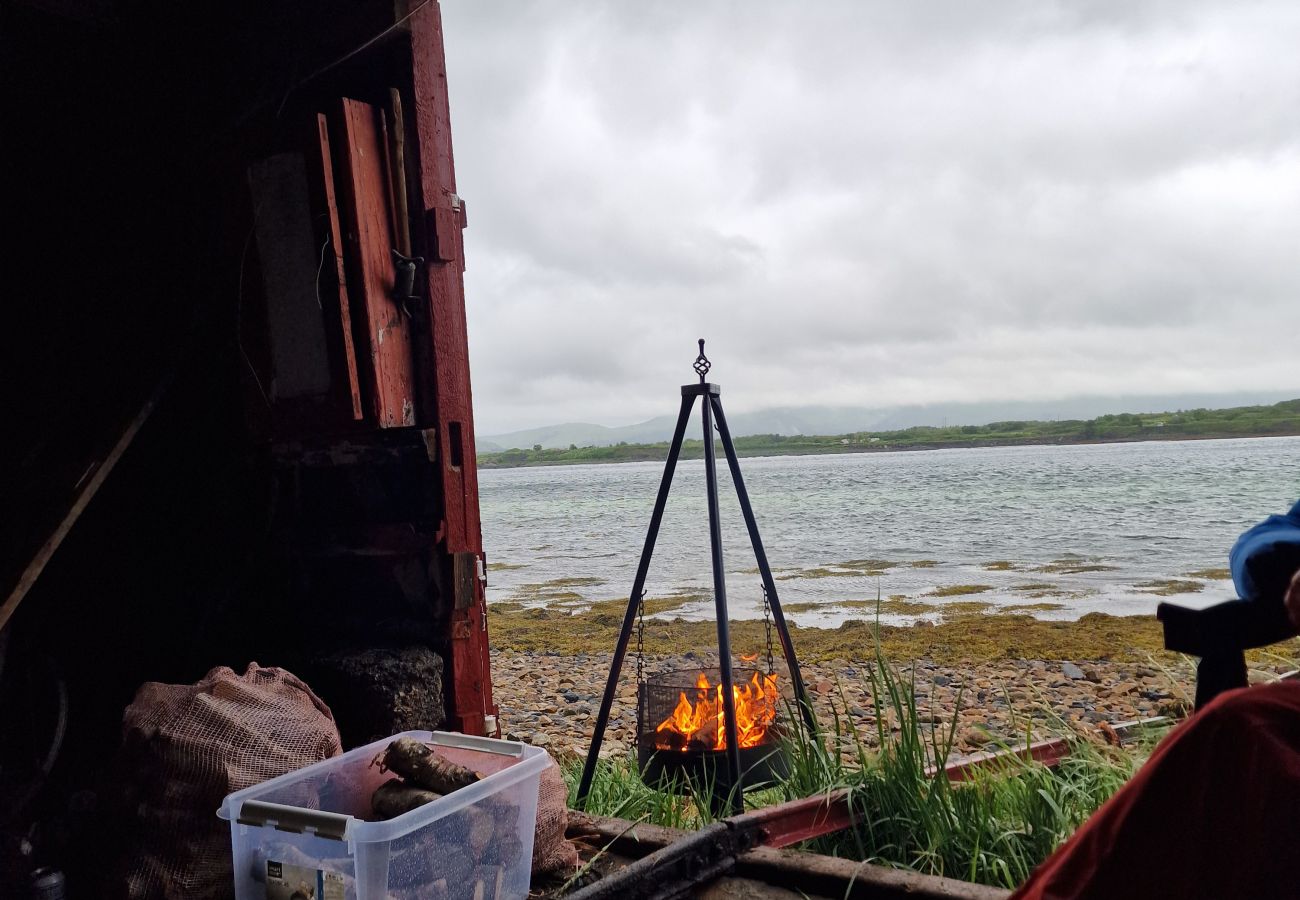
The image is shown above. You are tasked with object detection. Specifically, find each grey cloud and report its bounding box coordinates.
[441,1,1300,434]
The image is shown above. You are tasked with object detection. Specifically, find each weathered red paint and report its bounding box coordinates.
[338,97,417,429]
[409,1,496,735]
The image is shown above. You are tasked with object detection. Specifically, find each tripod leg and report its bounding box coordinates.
[575,393,698,808]
[711,394,817,736]
[701,393,744,814]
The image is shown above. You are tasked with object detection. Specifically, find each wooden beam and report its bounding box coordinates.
[409,1,482,554]
[567,812,1010,900]
[0,379,166,633]
[408,0,495,736]
[316,113,365,420]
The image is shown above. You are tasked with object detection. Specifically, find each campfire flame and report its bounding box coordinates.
[655,671,780,751]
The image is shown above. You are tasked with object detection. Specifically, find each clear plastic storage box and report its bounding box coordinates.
[217,730,548,900]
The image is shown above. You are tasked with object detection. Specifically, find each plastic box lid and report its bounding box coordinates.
[217,730,549,846]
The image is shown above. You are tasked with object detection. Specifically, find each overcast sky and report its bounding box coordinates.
[440,1,1300,435]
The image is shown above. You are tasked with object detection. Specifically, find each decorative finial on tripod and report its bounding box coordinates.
[693,338,711,383]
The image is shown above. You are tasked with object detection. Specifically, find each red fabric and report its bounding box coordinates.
[1012,681,1300,900]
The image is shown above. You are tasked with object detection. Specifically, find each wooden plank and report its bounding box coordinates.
[337,96,416,428]
[387,88,412,256]
[738,846,1010,900]
[316,113,365,420]
[409,1,494,736]
[567,813,1009,900]
[0,379,165,633]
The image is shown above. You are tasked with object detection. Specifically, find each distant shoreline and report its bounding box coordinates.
[478,427,1300,470]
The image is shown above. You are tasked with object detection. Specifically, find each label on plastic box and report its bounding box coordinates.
[266,859,345,900]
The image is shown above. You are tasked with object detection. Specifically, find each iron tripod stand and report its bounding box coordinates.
[575,341,816,816]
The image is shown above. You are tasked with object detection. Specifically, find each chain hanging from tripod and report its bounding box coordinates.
[635,589,648,686]
[761,585,776,674]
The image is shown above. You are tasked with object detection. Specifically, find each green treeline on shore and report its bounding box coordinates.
[477,398,1300,469]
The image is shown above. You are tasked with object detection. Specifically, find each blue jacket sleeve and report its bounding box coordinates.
[1230,499,1300,603]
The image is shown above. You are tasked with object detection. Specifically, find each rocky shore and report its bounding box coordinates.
[492,649,1293,760]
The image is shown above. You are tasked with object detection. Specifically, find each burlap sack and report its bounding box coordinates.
[112,663,343,900]
[532,759,579,874]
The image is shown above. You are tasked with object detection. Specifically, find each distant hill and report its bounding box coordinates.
[478,390,1300,450]
[479,398,1300,468]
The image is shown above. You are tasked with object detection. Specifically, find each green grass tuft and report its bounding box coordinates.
[565,647,1148,890]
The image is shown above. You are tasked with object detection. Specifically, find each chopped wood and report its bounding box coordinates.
[374,736,481,794]
[465,805,494,860]
[473,865,504,900]
[371,777,442,820]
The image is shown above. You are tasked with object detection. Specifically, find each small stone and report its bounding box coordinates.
[1062,662,1086,680]
[933,674,951,687]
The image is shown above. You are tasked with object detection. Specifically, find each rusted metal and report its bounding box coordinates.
[727,792,859,850]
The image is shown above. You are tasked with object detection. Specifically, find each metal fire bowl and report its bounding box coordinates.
[637,736,789,794]
[636,667,789,793]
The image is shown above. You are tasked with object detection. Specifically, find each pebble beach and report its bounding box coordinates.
[490,649,1247,760]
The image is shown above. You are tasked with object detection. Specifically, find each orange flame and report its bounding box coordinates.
[654,671,780,751]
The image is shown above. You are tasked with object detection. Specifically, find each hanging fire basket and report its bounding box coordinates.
[575,340,815,815]
[637,666,789,791]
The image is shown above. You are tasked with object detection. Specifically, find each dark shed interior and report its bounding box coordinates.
[2,1,495,889]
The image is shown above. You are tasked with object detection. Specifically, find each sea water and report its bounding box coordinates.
[480,436,1299,626]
